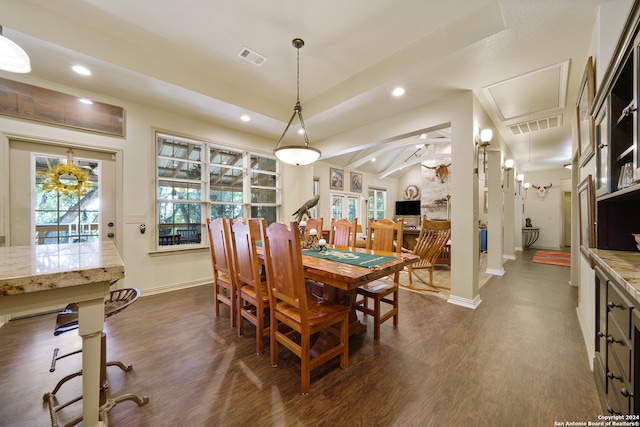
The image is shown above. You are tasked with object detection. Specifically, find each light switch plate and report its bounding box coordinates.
[125,214,146,224]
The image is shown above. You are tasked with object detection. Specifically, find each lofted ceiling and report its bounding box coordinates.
[2,0,609,177]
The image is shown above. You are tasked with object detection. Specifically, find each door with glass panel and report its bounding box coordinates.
[9,140,117,247]
[330,193,359,222]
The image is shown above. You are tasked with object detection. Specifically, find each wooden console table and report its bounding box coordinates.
[0,241,125,427]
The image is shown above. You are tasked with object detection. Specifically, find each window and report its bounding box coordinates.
[330,193,359,222]
[35,155,100,245]
[156,132,280,248]
[368,188,386,220]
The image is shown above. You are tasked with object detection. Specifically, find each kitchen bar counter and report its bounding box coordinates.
[0,241,124,427]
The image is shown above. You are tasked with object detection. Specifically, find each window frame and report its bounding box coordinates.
[155,131,280,251]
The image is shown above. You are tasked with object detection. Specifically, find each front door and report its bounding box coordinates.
[9,140,117,248]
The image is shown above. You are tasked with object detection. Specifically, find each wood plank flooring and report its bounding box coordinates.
[0,249,602,426]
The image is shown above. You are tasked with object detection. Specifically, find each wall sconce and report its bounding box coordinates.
[503,159,514,188]
[517,173,524,196]
[523,182,531,200]
[474,129,492,175]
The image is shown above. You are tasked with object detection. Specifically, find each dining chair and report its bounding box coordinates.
[355,217,404,341]
[261,221,349,394]
[328,218,358,247]
[206,218,237,328]
[401,218,451,292]
[232,217,271,354]
[303,217,323,241]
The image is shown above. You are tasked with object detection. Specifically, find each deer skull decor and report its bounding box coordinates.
[532,183,552,199]
[422,163,451,184]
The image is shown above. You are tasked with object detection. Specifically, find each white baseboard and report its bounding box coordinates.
[485,268,505,276]
[140,278,213,297]
[503,254,517,260]
[448,294,482,309]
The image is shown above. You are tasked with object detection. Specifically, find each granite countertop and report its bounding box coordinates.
[589,248,640,302]
[0,241,125,296]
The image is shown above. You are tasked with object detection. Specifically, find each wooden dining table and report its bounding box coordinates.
[257,243,418,337]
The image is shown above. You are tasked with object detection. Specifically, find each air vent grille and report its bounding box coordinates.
[237,47,267,67]
[509,115,562,135]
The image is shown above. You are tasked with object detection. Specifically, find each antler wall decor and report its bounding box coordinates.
[532,183,552,199]
[422,163,451,183]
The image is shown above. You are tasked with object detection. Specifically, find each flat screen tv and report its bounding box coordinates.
[395,200,421,216]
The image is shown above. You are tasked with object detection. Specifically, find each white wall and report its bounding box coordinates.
[0,74,279,296]
[521,168,572,250]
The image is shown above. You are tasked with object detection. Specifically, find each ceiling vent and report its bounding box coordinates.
[237,47,267,67]
[509,115,562,135]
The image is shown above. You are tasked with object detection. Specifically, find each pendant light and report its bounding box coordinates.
[273,38,321,166]
[0,26,30,74]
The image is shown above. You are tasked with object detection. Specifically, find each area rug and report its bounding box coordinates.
[532,251,571,267]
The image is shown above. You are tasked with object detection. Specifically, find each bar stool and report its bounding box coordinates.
[43,287,148,427]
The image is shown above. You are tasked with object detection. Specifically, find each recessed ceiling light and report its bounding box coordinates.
[298,128,305,135]
[72,65,91,76]
[371,158,376,162]
[392,87,405,97]
[78,98,93,105]
[240,115,250,122]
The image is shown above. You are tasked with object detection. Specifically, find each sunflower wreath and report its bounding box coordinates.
[40,163,91,197]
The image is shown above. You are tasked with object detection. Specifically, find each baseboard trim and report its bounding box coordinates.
[448,294,482,309]
[141,278,212,297]
[503,254,517,260]
[486,268,505,276]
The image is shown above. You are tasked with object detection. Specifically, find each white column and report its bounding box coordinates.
[486,151,505,275]
[503,168,516,260]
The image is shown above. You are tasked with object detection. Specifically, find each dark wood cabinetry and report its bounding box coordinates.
[591,3,640,415]
[593,264,637,415]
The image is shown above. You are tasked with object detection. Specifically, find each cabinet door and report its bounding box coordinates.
[596,102,610,196]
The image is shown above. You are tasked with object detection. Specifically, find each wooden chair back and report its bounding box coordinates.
[304,217,323,241]
[261,221,308,320]
[231,218,267,298]
[413,218,451,269]
[366,217,404,255]
[328,218,358,247]
[206,218,235,279]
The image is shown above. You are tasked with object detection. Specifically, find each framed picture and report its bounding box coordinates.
[483,190,488,212]
[577,56,595,167]
[350,172,363,193]
[330,168,344,190]
[578,175,595,259]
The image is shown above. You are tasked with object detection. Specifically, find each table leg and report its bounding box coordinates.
[78,295,106,427]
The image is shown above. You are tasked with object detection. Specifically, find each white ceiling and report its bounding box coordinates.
[2,0,608,177]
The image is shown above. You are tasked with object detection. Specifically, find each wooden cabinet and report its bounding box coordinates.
[593,265,637,415]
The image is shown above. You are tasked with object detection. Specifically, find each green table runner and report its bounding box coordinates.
[302,247,396,267]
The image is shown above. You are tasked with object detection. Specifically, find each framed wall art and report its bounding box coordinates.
[577,56,595,167]
[578,174,595,258]
[330,168,344,190]
[350,172,362,193]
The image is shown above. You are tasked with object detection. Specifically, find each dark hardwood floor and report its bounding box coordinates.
[0,249,602,426]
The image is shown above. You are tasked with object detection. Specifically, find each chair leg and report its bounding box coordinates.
[270,311,279,368]
[393,289,399,327]
[373,296,381,341]
[256,307,264,355]
[401,266,440,292]
[301,333,311,395]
